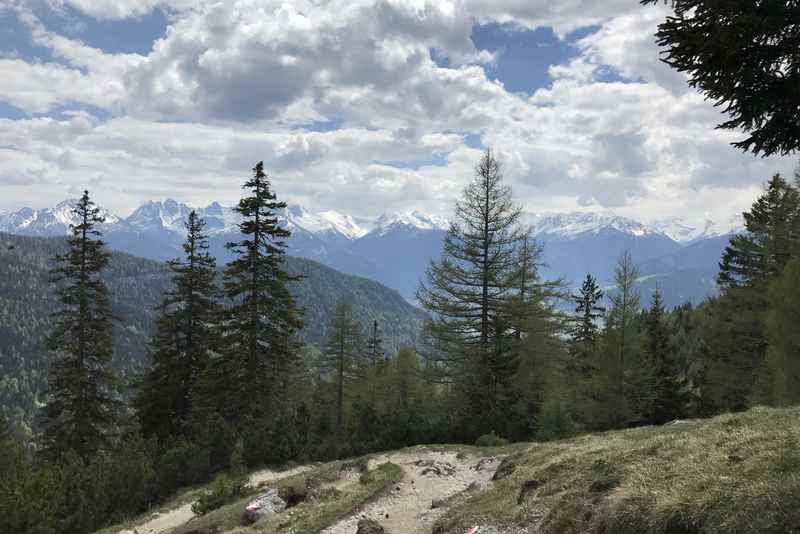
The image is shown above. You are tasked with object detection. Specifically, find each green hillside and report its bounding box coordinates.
[434,406,800,534]
[0,232,426,432]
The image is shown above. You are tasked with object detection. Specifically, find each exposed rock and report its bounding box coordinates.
[472,457,498,471]
[467,480,489,492]
[356,518,386,533]
[243,488,287,523]
[431,497,446,509]
[492,457,517,481]
[416,459,456,477]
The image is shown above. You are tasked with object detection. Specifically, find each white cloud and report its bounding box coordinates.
[0,0,795,229]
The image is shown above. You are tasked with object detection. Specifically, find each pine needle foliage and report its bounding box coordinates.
[218,162,303,426]
[137,211,222,440]
[38,191,120,461]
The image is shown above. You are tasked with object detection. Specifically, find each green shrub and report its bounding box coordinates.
[535,397,578,441]
[475,431,509,447]
[191,472,247,516]
[158,439,210,490]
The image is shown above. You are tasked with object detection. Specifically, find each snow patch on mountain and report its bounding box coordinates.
[523,212,660,240]
[648,215,744,243]
[0,199,121,236]
[371,211,449,236]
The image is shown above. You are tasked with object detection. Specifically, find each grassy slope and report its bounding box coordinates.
[434,406,800,534]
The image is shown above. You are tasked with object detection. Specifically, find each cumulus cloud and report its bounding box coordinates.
[0,0,795,227]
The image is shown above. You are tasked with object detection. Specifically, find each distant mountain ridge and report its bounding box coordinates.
[0,199,743,307]
[0,231,428,431]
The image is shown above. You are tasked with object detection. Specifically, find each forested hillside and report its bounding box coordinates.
[0,232,426,433]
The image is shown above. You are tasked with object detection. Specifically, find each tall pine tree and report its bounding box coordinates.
[218,162,303,426]
[38,191,120,460]
[137,211,222,440]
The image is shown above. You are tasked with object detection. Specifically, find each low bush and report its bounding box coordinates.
[475,431,509,447]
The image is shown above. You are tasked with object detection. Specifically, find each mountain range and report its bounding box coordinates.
[0,199,744,308]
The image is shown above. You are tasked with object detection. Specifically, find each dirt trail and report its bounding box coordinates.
[322,450,500,534]
[115,464,310,534]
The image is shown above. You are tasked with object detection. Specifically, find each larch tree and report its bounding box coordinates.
[417,148,522,435]
[219,161,303,426]
[320,300,363,432]
[137,211,222,440]
[606,251,641,426]
[38,191,120,461]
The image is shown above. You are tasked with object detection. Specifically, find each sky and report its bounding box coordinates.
[0,0,796,224]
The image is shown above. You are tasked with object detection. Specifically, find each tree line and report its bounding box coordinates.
[3,154,800,533]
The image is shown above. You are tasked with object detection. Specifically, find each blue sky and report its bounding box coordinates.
[0,1,793,224]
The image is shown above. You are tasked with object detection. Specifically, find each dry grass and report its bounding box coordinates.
[433,406,800,534]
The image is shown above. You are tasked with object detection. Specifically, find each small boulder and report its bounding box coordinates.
[243,488,287,523]
[492,457,517,481]
[431,497,446,509]
[472,457,497,471]
[417,459,456,477]
[357,518,385,534]
[467,480,489,492]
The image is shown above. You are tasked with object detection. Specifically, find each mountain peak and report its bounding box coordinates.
[523,211,657,239]
[372,211,449,235]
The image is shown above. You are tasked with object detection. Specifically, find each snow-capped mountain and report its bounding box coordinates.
[126,199,195,233]
[370,211,449,236]
[0,199,743,307]
[648,215,744,243]
[0,199,121,236]
[524,212,662,240]
[280,205,367,240]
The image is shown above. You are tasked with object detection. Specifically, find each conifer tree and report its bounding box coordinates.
[320,301,363,432]
[569,273,605,377]
[718,174,800,289]
[366,320,385,366]
[705,174,799,411]
[137,211,222,440]
[763,258,800,406]
[645,289,686,424]
[219,162,303,425]
[607,251,641,426]
[417,148,522,435]
[38,190,120,460]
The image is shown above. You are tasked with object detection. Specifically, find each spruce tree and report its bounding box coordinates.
[320,301,363,432]
[137,211,222,440]
[763,258,800,406]
[38,190,120,460]
[417,148,522,435]
[569,273,605,377]
[706,174,799,410]
[718,174,800,289]
[642,0,800,156]
[645,289,686,424]
[219,162,303,426]
[366,320,385,366]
